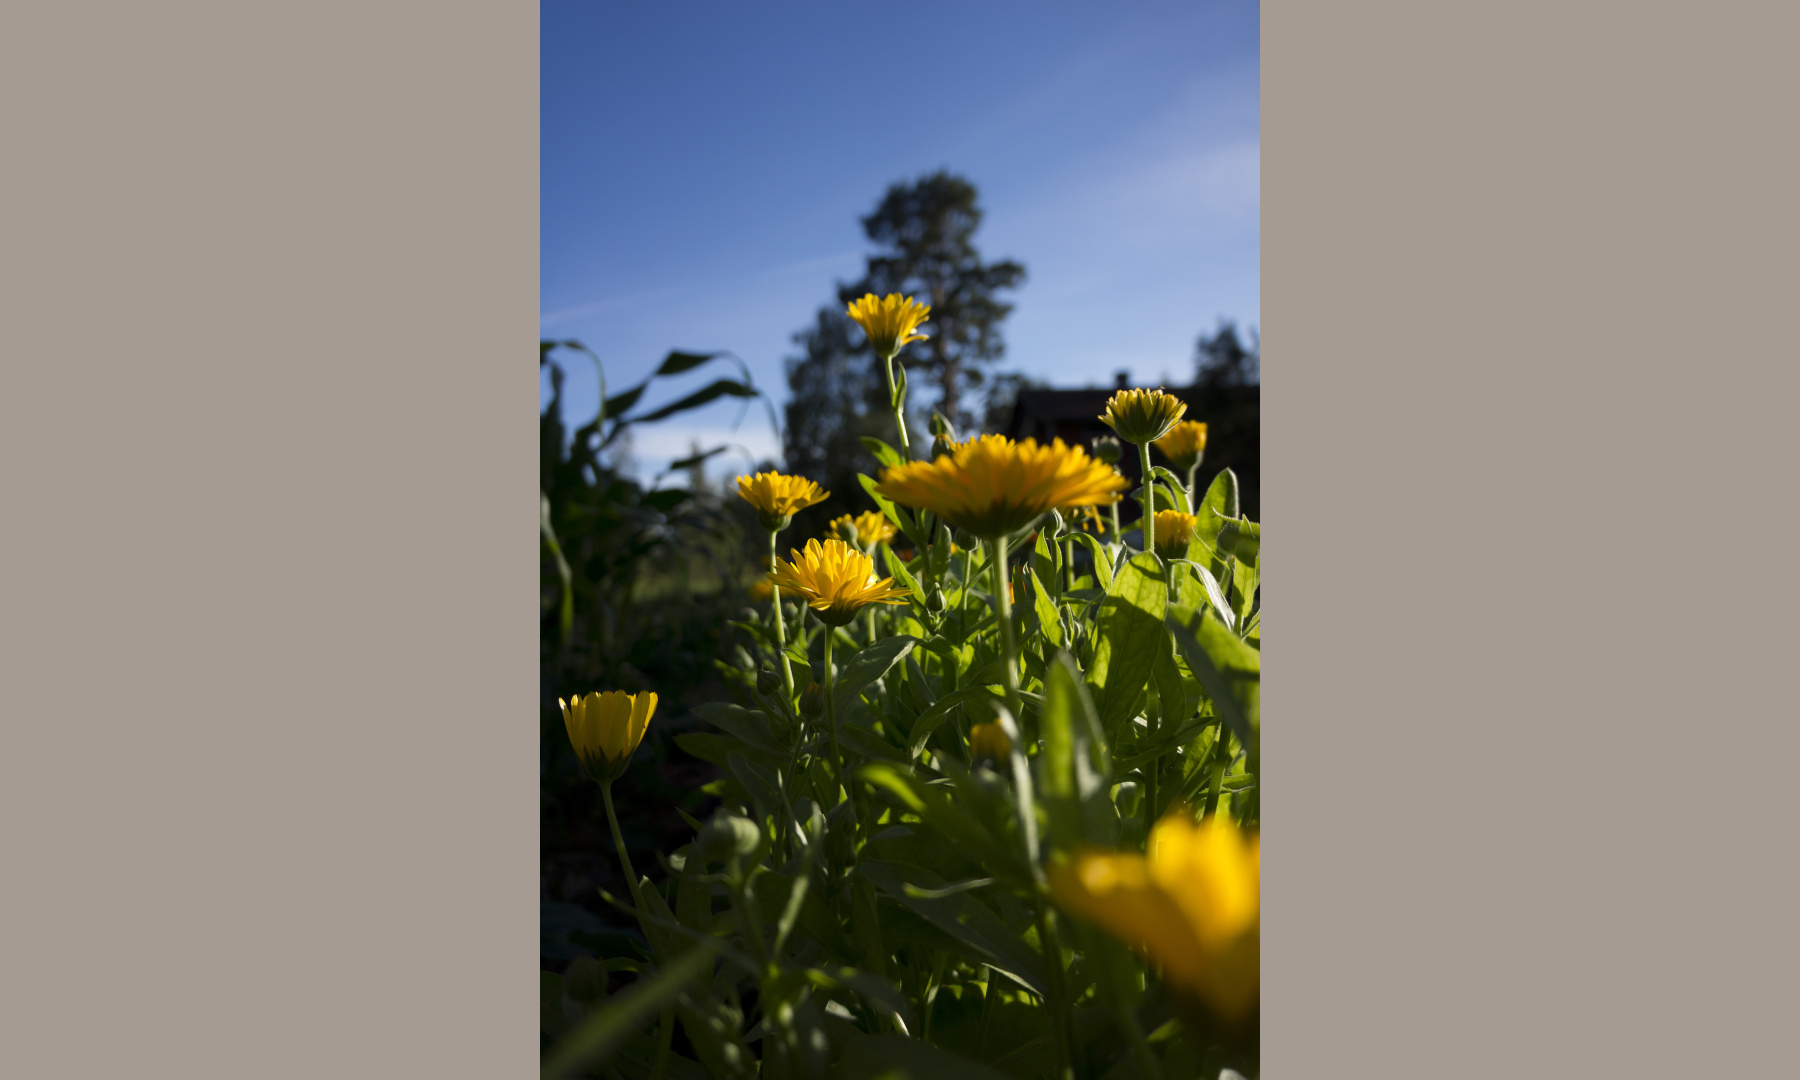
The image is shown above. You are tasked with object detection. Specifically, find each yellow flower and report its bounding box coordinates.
[967,721,1012,764]
[1152,421,1208,471]
[830,510,897,548]
[875,435,1128,540]
[735,471,829,530]
[559,690,658,783]
[1075,505,1108,535]
[748,579,773,603]
[1100,388,1188,445]
[1151,509,1198,559]
[1049,812,1259,1021]
[845,293,931,358]
[769,537,912,626]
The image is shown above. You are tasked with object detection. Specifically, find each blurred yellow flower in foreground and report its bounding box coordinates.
[559,690,658,783]
[967,721,1012,764]
[845,293,931,357]
[748,579,773,603]
[830,510,897,548]
[1151,509,1198,559]
[1049,812,1260,1021]
[769,537,912,626]
[1153,420,1208,471]
[1100,387,1188,445]
[875,435,1127,540]
[736,471,829,529]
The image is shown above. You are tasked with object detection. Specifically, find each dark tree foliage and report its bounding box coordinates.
[1194,318,1261,390]
[784,172,1025,520]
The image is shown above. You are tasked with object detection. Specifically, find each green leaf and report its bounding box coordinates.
[858,472,924,549]
[666,444,729,471]
[539,942,717,1080]
[882,543,927,605]
[601,381,649,421]
[1086,552,1169,737]
[626,378,758,425]
[836,1032,1014,1080]
[907,685,1000,757]
[1071,532,1114,590]
[655,349,723,376]
[832,635,919,717]
[1038,651,1114,850]
[540,491,573,638]
[1028,566,1062,649]
[691,702,788,757]
[859,764,1031,888]
[1166,606,1260,757]
[858,861,1049,998]
[858,436,904,470]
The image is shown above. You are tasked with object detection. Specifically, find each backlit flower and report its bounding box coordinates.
[845,293,931,358]
[768,537,912,626]
[1049,812,1259,1021]
[875,435,1128,540]
[1100,388,1188,445]
[1151,509,1198,560]
[830,510,897,549]
[968,721,1012,765]
[559,690,658,783]
[736,471,829,530]
[1152,421,1208,471]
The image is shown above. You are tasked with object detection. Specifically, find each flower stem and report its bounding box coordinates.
[600,780,650,941]
[882,350,911,459]
[1186,462,1201,513]
[988,535,1020,717]
[1139,441,1156,555]
[822,627,844,807]
[769,530,795,701]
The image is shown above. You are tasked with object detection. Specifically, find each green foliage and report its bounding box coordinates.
[546,430,1263,1076]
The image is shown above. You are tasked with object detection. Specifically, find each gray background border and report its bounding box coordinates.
[4,2,1795,1076]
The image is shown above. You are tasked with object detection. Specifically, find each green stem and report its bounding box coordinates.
[882,349,911,459]
[1203,716,1230,819]
[1034,904,1078,1080]
[1186,462,1200,513]
[1117,1004,1165,1080]
[823,627,844,807]
[1138,441,1156,556]
[987,535,1020,717]
[651,1001,674,1080]
[769,530,795,701]
[600,781,650,943]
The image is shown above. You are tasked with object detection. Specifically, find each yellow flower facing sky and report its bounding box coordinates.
[1049,812,1260,1021]
[1151,509,1199,560]
[559,690,658,783]
[735,471,829,529]
[830,510,897,549]
[1153,420,1208,471]
[1100,387,1188,445]
[875,435,1128,540]
[967,721,1012,764]
[768,537,912,626]
[845,293,931,358]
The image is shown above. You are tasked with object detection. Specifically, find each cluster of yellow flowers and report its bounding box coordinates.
[560,297,1257,1036]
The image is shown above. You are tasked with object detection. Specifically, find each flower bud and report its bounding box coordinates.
[926,587,947,614]
[758,511,794,532]
[1046,509,1066,537]
[1091,435,1122,465]
[931,432,958,460]
[826,799,858,864]
[799,682,826,720]
[697,809,762,862]
[755,668,781,695]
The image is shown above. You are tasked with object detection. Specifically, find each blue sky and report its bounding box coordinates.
[542,0,1259,483]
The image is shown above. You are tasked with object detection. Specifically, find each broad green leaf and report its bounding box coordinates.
[1038,651,1113,850]
[858,436,904,470]
[832,635,919,717]
[1028,566,1062,648]
[539,942,718,1080]
[858,472,925,550]
[858,861,1049,998]
[859,763,1031,888]
[655,349,723,375]
[907,684,1000,756]
[1071,531,1114,590]
[1086,552,1169,736]
[882,542,927,605]
[540,491,573,638]
[627,378,758,424]
[1167,606,1260,757]
[691,702,787,757]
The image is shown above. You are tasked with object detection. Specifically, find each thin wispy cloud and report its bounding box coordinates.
[540,284,684,328]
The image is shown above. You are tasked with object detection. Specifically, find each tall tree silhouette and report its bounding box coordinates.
[1194,319,1261,390]
[784,172,1024,498]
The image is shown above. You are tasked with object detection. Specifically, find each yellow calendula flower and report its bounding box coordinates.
[769,537,912,626]
[830,510,897,549]
[1075,505,1108,534]
[559,690,658,783]
[735,471,829,530]
[1100,387,1188,445]
[1153,420,1208,471]
[845,293,931,358]
[1151,509,1198,559]
[967,721,1012,765]
[748,579,773,603]
[875,435,1128,540]
[1049,812,1260,1021]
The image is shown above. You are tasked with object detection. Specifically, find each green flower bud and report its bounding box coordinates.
[800,682,825,720]
[697,810,762,862]
[926,587,947,614]
[1091,435,1123,465]
[755,668,781,695]
[757,511,794,532]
